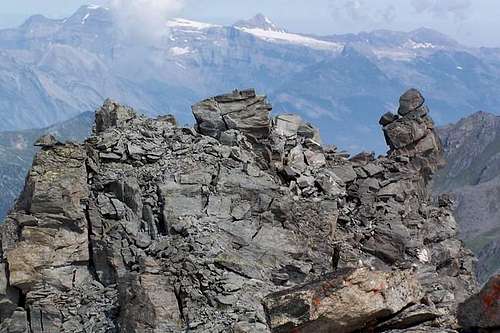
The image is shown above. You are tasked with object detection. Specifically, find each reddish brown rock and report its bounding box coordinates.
[458,274,500,330]
[263,268,423,333]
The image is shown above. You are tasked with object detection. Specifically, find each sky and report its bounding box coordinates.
[0,0,499,47]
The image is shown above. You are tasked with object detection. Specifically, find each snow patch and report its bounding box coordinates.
[82,13,90,25]
[86,4,109,10]
[236,27,343,51]
[405,39,436,49]
[87,5,101,10]
[417,248,430,263]
[170,46,191,56]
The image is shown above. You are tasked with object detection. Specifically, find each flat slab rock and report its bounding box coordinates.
[263,268,423,333]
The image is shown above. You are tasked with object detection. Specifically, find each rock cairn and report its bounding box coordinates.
[0,89,485,332]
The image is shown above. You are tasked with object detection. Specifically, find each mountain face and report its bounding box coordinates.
[0,88,484,332]
[0,112,93,218]
[434,111,500,283]
[2,6,500,153]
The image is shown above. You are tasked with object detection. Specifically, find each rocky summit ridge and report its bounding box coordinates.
[0,89,495,332]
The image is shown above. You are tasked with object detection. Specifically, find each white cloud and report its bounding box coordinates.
[329,0,397,25]
[410,0,472,20]
[108,0,185,44]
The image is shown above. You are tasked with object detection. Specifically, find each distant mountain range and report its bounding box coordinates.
[1,5,500,153]
[434,111,500,283]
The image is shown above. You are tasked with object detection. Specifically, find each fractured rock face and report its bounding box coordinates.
[7,143,90,292]
[192,89,272,139]
[0,142,110,331]
[0,89,477,332]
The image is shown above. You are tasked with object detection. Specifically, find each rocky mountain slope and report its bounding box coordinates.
[0,112,93,218]
[434,111,500,283]
[0,89,489,332]
[2,5,500,152]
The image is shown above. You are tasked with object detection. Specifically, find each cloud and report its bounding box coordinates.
[410,0,472,20]
[108,0,185,44]
[329,0,397,25]
[380,4,396,23]
[341,1,365,21]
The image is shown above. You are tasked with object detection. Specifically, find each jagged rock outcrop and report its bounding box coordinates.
[0,112,94,220]
[0,89,479,332]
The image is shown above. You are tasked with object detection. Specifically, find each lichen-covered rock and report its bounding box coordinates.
[0,89,477,332]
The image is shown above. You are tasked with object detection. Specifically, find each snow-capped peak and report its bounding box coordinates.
[234,14,284,32]
[235,27,344,51]
[64,4,111,26]
[233,13,343,51]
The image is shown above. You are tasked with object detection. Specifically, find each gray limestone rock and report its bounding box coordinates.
[398,88,425,116]
[380,112,399,126]
[274,114,303,138]
[375,304,440,331]
[95,99,136,134]
[331,164,357,183]
[34,133,60,147]
[192,89,272,139]
[287,145,307,174]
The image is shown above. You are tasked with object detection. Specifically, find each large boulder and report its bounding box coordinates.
[263,268,423,333]
[192,89,272,139]
[398,88,425,116]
